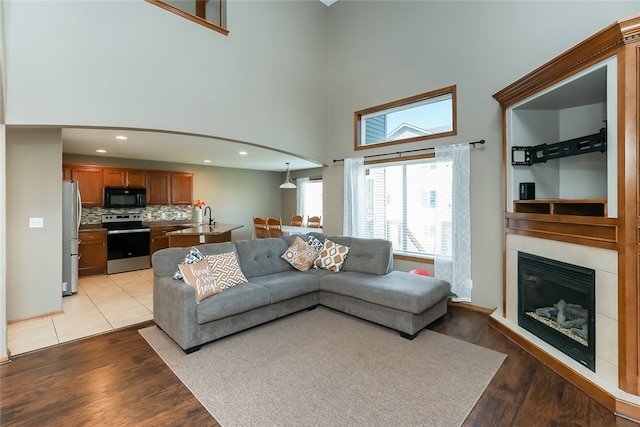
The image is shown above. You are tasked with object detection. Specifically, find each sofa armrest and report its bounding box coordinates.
[153,275,199,350]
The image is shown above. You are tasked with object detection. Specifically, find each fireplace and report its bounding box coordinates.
[518,252,596,371]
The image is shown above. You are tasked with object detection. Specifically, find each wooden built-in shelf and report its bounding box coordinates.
[513,199,607,217]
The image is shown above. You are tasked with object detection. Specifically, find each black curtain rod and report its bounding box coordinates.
[332,139,485,163]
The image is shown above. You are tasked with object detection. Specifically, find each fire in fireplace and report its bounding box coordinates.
[518,252,595,371]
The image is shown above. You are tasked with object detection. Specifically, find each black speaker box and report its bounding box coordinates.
[519,182,535,200]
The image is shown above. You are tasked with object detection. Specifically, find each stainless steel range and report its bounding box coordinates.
[101,213,151,274]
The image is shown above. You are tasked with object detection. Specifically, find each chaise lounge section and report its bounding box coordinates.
[152,233,450,353]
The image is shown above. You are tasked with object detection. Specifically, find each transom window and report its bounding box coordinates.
[363,156,452,258]
[147,0,228,35]
[355,86,456,150]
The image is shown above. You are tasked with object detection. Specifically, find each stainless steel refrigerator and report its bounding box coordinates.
[62,180,81,296]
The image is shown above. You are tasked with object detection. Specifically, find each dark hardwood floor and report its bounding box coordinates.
[1,305,638,426]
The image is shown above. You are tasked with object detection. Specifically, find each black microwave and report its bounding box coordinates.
[104,187,147,208]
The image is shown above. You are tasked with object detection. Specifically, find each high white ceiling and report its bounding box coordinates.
[62,128,323,172]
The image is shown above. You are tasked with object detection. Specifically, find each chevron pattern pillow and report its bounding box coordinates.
[206,252,248,289]
[314,239,350,272]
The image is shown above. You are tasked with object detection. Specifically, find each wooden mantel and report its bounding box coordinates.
[493,13,640,419]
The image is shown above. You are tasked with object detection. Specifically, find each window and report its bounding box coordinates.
[146,0,228,35]
[354,86,456,150]
[297,178,323,220]
[363,157,452,258]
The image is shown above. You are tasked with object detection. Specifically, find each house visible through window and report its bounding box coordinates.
[355,85,456,150]
[363,158,452,257]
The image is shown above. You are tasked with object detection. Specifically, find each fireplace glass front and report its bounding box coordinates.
[518,252,595,371]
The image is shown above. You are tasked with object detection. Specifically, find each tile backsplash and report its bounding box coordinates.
[81,205,196,225]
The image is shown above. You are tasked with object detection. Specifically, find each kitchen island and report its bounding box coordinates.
[166,224,243,247]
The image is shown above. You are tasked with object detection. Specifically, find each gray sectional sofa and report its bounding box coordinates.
[152,233,451,353]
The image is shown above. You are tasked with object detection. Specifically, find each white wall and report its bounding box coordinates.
[0,0,7,359]
[324,1,639,310]
[0,125,6,360]
[6,128,63,321]
[4,0,328,162]
[3,0,640,321]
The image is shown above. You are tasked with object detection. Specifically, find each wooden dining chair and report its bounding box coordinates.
[267,218,282,237]
[307,216,322,229]
[290,215,304,227]
[267,217,283,238]
[253,217,269,239]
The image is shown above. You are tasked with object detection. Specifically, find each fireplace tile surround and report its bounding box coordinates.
[493,234,620,392]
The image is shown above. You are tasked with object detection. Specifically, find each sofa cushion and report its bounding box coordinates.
[319,271,450,314]
[234,238,294,278]
[315,239,350,272]
[178,259,222,303]
[308,233,393,276]
[306,235,324,250]
[206,252,248,289]
[152,242,238,278]
[173,247,206,281]
[196,282,270,324]
[248,271,321,304]
[281,236,320,271]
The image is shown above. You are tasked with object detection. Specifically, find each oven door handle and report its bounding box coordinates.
[106,228,151,235]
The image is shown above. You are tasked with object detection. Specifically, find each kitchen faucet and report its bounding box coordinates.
[203,205,214,226]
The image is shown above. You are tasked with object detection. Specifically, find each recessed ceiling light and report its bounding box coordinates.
[203,160,211,163]
[239,151,248,156]
[115,135,128,140]
[96,149,107,153]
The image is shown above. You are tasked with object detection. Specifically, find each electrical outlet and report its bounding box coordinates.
[29,217,44,228]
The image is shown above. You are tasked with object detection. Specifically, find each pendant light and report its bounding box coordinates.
[279,162,297,189]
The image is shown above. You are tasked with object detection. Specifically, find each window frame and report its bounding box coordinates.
[364,153,444,264]
[297,177,323,221]
[146,0,229,36]
[354,85,457,151]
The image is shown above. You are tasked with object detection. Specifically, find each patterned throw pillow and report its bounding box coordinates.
[314,239,350,272]
[307,235,324,251]
[281,236,321,272]
[205,252,248,289]
[178,260,222,303]
[174,247,206,280]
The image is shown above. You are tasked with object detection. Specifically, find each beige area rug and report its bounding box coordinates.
[140,307,505,427]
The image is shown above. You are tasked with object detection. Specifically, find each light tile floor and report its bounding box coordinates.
[7,269,153,356]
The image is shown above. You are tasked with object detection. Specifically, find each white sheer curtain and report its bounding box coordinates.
[343,157,366,237]
[434,143,472,302]
[296,177,309,216]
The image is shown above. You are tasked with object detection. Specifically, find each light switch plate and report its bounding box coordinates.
[29,217,44,228]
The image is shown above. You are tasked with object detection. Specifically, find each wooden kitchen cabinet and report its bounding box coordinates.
[78,229,106,276]
[103,168,146,188]
[170,173,194,205]
[64,164,193,206]
[62,166,72,180]
[146,171,194,205]
[150,225,188,255]
[146,171,171,205]
[71,166,103,207]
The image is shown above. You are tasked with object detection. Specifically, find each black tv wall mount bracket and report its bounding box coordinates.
[511,127,607,166]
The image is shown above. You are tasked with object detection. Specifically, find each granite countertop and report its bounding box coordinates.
[79,224,105,231]
[165,224,244,236]
[79,221,197,231]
